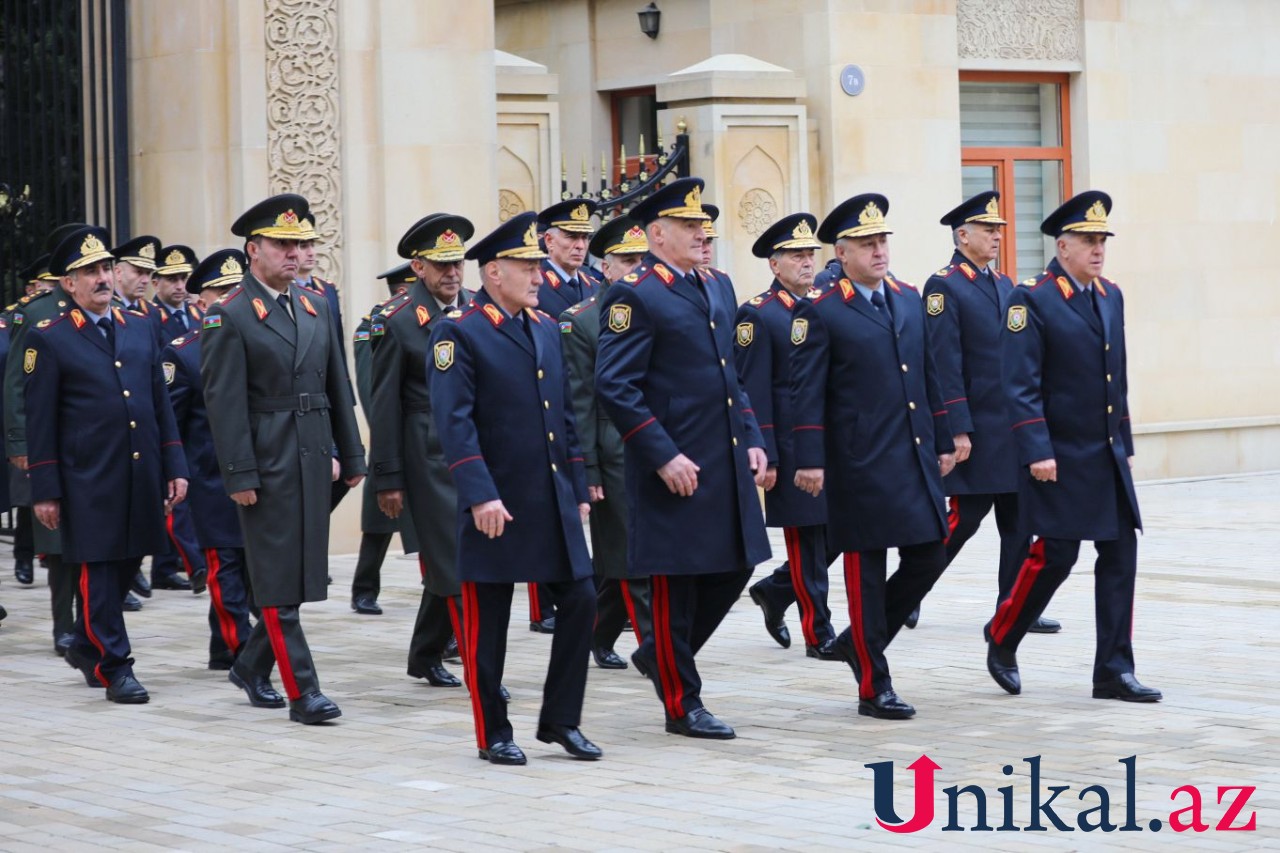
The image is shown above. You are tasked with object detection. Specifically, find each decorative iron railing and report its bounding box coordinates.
[559,120,691,220]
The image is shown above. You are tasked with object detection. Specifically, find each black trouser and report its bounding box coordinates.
[153,499,206,582]
[640,568,752,720]
[593,576,653,650]
[205,547,254,663]
[944,493,1029,604]
[13,506,33,562]
[236,605,312,700]
[527,582,556,622]
[841,542,948,699]
[72,558,144,684]
[989,484,1138,682]
[752,525,838,647]
[46,555,79,639]
[351,531,392,601]
[460,577,595,749]
[408,588,463,672]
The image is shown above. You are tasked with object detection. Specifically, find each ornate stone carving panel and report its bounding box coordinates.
[957,0,1081,62]
[265,0,342,282]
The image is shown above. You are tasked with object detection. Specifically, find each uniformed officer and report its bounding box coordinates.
[348,262,421,617]
[596,177,772,739]
[110,234,160,316]
[559,216,654,669]
[26,225,189,703]
[370,214,477,688]
[6,226,82,644]
[983,191,1160,703]
[790,194,956,719]
[737,213,841,659]
[429,211,599,765]
[162,249,278,693]
[201,194,366,724]
[697,203,720,271]
[916,192,1058,633]
[148,244,205,593]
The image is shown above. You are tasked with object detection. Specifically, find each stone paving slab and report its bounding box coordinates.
[0,474,1277,849]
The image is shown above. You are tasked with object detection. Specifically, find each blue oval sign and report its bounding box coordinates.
[840,64,865,97]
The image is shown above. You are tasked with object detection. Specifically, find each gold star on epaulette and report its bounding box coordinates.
[36,318,51,328]
[19,295,34,305]
[4,303,15,312]
[1020,277,1037,288]
[805,287,822,299]
[447,309,463,319]
[623,272,639,283]
[937,266,952,277]
[748,295,764,306]
[172,335,187,347]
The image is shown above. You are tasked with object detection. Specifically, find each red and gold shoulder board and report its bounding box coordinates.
[1055,276,1074,300]
[253,298,269,320]
[416,305,431,326]
[653,264,674,285]
[482,303,504,326]
[299,294,317,316]
[70,309,86,329]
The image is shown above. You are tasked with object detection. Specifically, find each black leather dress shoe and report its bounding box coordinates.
[665,707,736,739]
[54,633,74,657]
[536,724,603,760]
[529,616,556,634]
[129,570,151,598]
[833,630,862,682]
[0,603,7,623]
[190,568,208,595]
[904,605,920,629]
[408,662,461,687]
[500,684,510,702]
[229,666,287,708]
[443,635,461,663]
[289,692,342,724]
[631,650,663,700]
[478,740,526,765]
[984,623,1021,695]
[351,596,383,615]
[14,558,33,586]
[106,674,150,704]
[1027,616,1061,634]
[1092,673,1162,702]
[152,573,192,591]
[748,583,791,649]
[208,653,235,671]
[64,646,103,688]
[592,647,628,669]
[122,593,143,612]
[859,690,915,719]
[806,638,840,661]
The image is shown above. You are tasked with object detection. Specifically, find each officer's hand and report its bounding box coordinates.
[658,454,700,497]
[10,455,27,471]
[344,474,364,488]
[166,478,188,512]
[1029,458,1057,482]
[762,465,778,492]
[378,489,404,518]
[953,433,972,464]
[579,502,590,524]
[473,499,513,539]
[747,447,769,488]
[795,467,824,496]
[34,499,59,530]
[938,453,956,478]
[231,489,258,506]
[588,485,605,502]
[331,457,341,482]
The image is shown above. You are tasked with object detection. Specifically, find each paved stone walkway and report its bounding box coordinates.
[1,474,1277,850]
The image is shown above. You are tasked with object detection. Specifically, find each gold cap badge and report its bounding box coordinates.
[165,248,185,266]
[139,243,156,259]
[220,256,242,276]
[570,204,590,222]
[81,233,105,255]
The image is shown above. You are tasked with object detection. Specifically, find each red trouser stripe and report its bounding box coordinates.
[261,607,300,699]
[165,513,196,578]
[620,580,643,646]
[527,583,542,621]
[944,496,961,546]
[460,583,487,749]
[991,538,1047,644]
[79,564,111,686]
[446,596,464,651]
[786,527,819,647]
[203,549,242,654]
[650,575,685,718]
[843,553,875,699]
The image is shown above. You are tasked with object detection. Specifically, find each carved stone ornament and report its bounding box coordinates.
[738,188,778,237]
[265,0,343,283]
[957,0,1081,62]
[498,189,527,222]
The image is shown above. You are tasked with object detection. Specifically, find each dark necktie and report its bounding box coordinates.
[97,317,115,349]
[277,293,294,323]
[172,309,187,332]
[870,289,889,320]
[1087,286,1102,323]
[518,311,536,347]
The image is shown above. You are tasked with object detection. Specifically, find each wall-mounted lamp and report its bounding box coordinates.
[637,2,661,39]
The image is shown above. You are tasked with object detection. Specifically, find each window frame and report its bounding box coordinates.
[609,86,658,184]
[959,71,1073,278]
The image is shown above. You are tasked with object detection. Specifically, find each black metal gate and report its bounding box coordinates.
[0,0,129,306]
